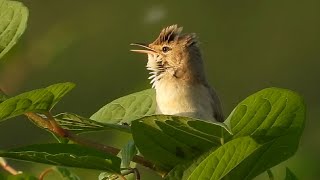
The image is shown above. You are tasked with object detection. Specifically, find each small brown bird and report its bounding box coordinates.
[130,25,224,122]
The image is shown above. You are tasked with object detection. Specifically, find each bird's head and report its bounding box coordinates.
[131,25,204,87]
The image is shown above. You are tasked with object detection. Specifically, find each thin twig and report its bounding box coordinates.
[67,132,120,155]
[25,112,67,137]
[24,112,160,174]
[0,157,21,175]
[38,167,54,180]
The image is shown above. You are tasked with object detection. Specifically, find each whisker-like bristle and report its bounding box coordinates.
[146,58,166,88]
[150,77,157,84]
[148,74,156,79]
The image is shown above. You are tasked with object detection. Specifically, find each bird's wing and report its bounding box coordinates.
[205,84,224,122]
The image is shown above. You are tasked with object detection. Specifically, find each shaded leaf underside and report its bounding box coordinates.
[132,115,230,170]
[0,144,121,173]
[54,112,131,133]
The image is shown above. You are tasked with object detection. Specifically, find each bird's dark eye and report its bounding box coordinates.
[162,46,170,53]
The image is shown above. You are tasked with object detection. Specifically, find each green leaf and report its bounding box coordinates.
[91,89,156,124]
[0,0,28,60]
[0,143,121,173]
[54,112,131,133]
[180,88,305,180]
[120,140,137,168]
[131,115,230,170]
[285,167,298,180]
[0,82,75,122]
[0,173,37,180]
[52,166,80,180]
[186,136,260,180]
[186,134,300,180]
[225,87,305,139]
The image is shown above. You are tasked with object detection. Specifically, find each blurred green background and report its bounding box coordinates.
[0,0,319,179]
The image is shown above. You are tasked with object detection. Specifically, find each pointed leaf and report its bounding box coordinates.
[0,144,121,173]
[0,0,28,60]
[91,89,156,124]
[0,82,75,122]
[131,115,230,170]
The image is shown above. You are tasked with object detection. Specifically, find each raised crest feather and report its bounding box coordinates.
[152,25,197,47]
[152,24,183,45]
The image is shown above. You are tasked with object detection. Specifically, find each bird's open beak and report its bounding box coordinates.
[130,43,156,55]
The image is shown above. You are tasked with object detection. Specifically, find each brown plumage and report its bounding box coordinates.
[131,25,224,122]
